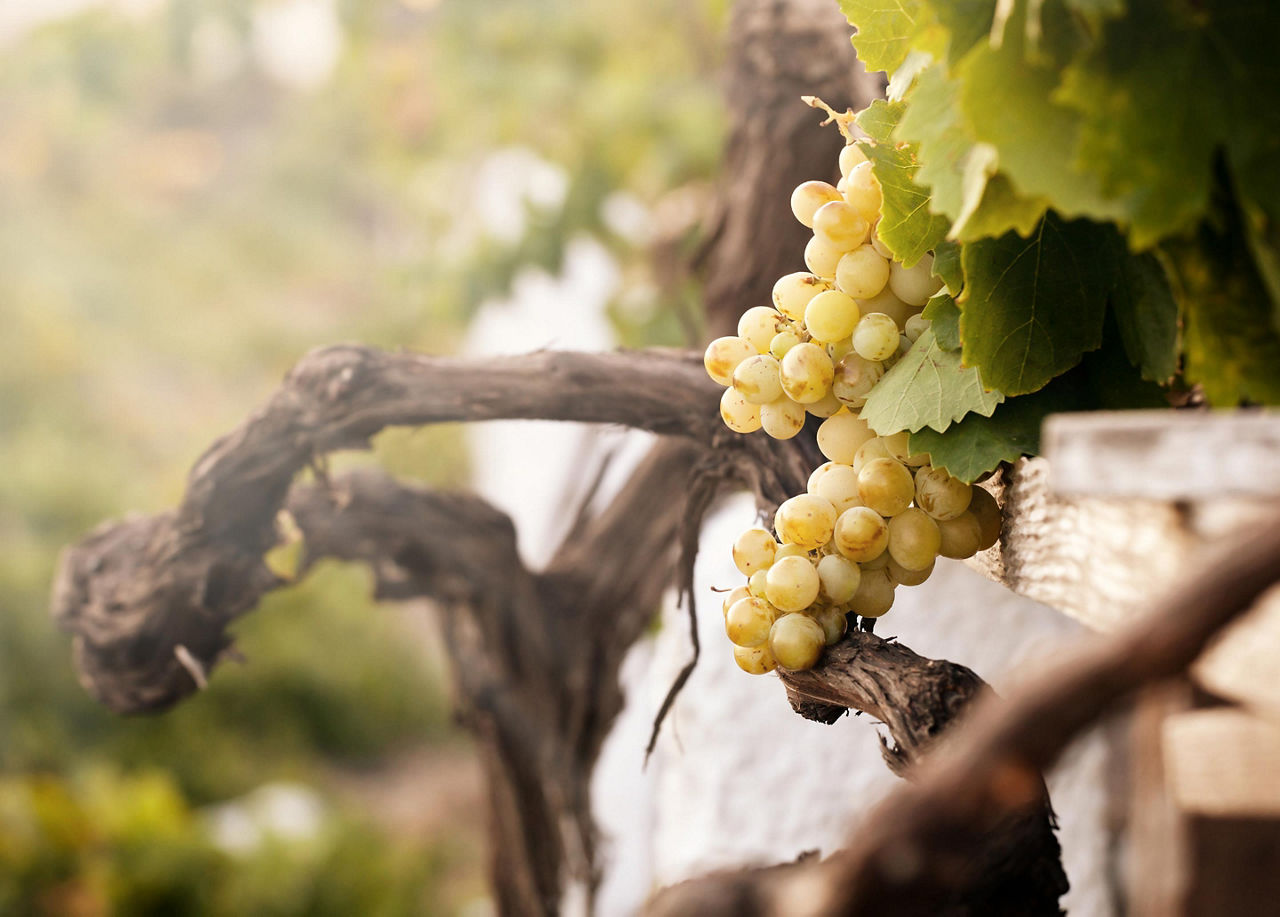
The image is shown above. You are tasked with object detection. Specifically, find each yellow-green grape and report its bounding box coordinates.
[704,336,757,386]
[817,553,862,603]
[732,354,784,405]
[813,201,870,251]
[790,180,844,228]
[806,389,844,418]
[760,397,807,440]
[805,234,846,279]
[888,253,943,306]
[914,466,973,520]
[765,555,821,612]
[816,410,876,464]
[904,313,930,342]
[858,457,915,517]
[835,245,890,300]
[768,613,825,670]
[733,527,778,576]
[855,284,917,330]
[775,543,811,560]
[852,436,896,473]
[861,547,891,570]
[780,342,834,404]
[887,507,942,570]
[769,330,802,359]
[851,313,901,362]
[810,462,863,514]
[968,487,1002,550]
[772,271,832,321]
[721,585,752,617]
[815,604,848,646]
[844,160,883,224]
[896,333,912,358]
[888,557,934,587]
[839,142,868,178]
[738,306,787,353]
[804,290,862,343]
[849,567,895,617]
[734,643,777,675]
[748,569,769,598]
[720,388,762,434]
[831,354,882,406]
[870,226,893,259]
[774,493,838,549]
[937,512,983,559]
[725,596,778,648]
[881,430,931,467]
[833,506,890,562]
[826,339,854,363]
[807,461,840,494]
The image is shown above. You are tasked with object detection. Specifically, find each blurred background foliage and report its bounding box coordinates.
[0,0,726,911]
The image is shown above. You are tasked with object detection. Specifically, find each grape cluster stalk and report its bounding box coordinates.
[705,134,1004,674]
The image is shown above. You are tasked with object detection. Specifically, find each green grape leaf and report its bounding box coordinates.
[907,395,1047,482]
[860,327,1003,435]
[926,0,996,64]
[839,0,926,74]
[858,138,950,268]
[854,99,905,144]
[1166,212,1280,406]
[959,213,1116,396]
[1109,251,1179,384]
[922,293,961,350]
[931,239,963,294]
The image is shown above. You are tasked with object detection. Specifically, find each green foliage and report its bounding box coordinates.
[861,328,1003,434]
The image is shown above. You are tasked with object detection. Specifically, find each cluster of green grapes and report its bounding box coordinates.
[703,142,942,439]
[707,136,1005,675]
[719,413,1003,674]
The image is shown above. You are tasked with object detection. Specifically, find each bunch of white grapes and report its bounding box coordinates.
[720,412,1003,674]
[703,141,943,439]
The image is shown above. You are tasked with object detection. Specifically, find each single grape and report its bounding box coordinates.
[896,333,912,357]
[765,555,821,612]
[780,342,834,404]
[835,245,891,300]
[738,305,786,353]
[904,313,931,342]
[725,596,777,648]
[769,330,802,359]
[888,253,943,306]
[968,486,1003,550]
[805,389,844,418]
[831,354,882,406]
[721,585,752,617]
[937,512,983,559]
[811,462,863,514]
[734,643,777,675]
[844,160,883,223]
[887,556,934,586]
[854,284,917,330]
[775,543,811,560]
[851,312,900,362]
[858,457,915,517]
[769,613,825,670]
[772,272,831,321]
[703,336,757,386]
[849,567,895,617]
[914,466,973,520]
[813,200,870,251]
[791,180,844,228]
[826,339,854,363]
[805,234,846,279]
[733,527,778,576]
[814,604,848,646]
[817,553,862,603]
[731,353,784,405]
[720,388,762,433]
[839,142,868,178]
[832,506,889,562]
[807,461,840,494]
[816,410,876,464]
[881,430,931,466]
[748,569,768,598]
[860,547,891,570]
[804,290,861,343]
[774,494,838,550]
[760,397,807,440]
[870,228,893,259]
[887,507,942,571]
[852,436,896,473]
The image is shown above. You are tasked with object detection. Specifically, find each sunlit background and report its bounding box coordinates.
[0,0,727,911]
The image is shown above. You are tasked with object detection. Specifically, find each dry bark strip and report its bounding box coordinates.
[646,509,1280,916]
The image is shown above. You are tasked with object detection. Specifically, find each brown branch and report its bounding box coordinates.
[647,508,1280,916]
